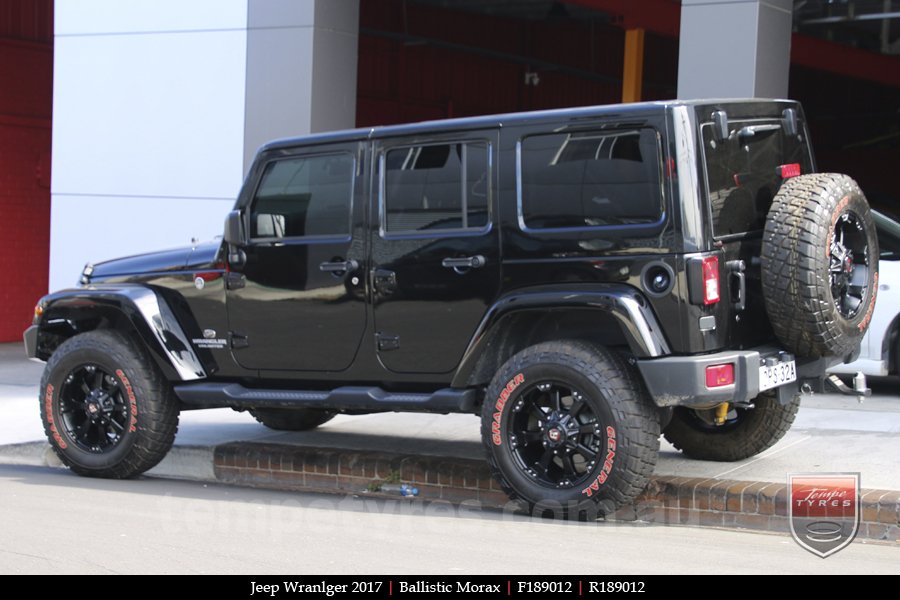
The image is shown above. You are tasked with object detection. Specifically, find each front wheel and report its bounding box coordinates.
[481,341,660,519]
[662,391,799,462]
[39,330,179,478]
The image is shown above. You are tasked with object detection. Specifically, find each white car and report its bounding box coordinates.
[830,210,900,377]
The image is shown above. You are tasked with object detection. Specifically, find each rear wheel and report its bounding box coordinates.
[481,341,659,519]
[662,391,799,462]
[39,330,179,478]
[249,408,335,431]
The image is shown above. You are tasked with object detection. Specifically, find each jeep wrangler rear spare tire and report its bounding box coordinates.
[662,391,799,461]
[482,341,659,519]
[249,408,335,431]
[762,173,879,358]
[39,330,180,478]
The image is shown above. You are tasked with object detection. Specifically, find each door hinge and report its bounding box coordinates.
[376,333,400,351]
[229,332,249,349]
[373,269,397,295]
[225,271,245,290]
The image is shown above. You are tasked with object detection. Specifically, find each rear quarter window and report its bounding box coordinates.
[519,128,664,231]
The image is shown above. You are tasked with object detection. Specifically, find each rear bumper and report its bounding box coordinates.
[637,345,814,408]
[23,325,39,360]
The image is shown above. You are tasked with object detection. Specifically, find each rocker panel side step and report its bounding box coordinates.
[174,383,479,414]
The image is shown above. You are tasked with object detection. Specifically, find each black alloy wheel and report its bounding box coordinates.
[58,364,131,453]
[507,381,606,490]
[829,211,871,319]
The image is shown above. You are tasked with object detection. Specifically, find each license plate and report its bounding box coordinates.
[759,360,796,391]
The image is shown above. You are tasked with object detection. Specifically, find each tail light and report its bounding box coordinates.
[778,163,801,179]
[705,363,735,388]
[701,256,720,305]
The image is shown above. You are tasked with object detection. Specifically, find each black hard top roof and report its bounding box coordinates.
[260,98,798,153]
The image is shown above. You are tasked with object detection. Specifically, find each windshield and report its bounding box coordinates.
[702,119,814,238]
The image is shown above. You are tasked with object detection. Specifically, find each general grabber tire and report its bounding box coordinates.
[762,173,879,358]
[481,341,660,519]
[662,391,799,462]
[39,330,179,478]
[249,408,335,431]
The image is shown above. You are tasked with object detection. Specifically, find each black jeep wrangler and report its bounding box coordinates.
[25,100,878,518]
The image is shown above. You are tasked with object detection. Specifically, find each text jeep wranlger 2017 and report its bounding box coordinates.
[26,99,878,518]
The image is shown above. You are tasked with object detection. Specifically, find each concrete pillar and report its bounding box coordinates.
[677,0,793,99]
[244,0,359,171]
[50,0,359,292]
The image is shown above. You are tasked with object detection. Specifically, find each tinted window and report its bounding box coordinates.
[383,142,489,234]
[520,129,663,230]
[251,153,353,239]
[703,120,813,237]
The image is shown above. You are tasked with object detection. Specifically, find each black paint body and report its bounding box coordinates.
[29,100,820,410]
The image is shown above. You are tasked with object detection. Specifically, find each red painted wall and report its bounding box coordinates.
[356,0,677,127]
[0,33,52,341]
[789,66,900,213]
[357,1,897,212]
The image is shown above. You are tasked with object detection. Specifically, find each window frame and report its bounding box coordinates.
[247,150,356,243]
[516,126,667,234]
[378,138,494,240]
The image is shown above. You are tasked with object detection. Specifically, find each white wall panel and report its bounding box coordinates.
[49,0,360,294]
[52,30,247,199]
[55,0,248,35]
[49,195,233,291]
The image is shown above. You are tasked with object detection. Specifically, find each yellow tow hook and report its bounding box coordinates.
[714,402,730,426]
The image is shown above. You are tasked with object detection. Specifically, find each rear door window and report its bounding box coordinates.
[382,141,490,235]
[519,128,664,231]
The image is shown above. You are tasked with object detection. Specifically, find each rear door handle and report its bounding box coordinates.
[441,255,486,270]
[319,259,359,274]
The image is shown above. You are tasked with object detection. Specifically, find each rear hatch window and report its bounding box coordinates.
[701,119,814,237]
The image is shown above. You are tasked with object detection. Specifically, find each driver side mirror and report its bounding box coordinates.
[224,210,244,245]
[223,210,246,267]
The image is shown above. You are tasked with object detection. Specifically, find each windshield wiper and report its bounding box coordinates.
[736,124,781,139]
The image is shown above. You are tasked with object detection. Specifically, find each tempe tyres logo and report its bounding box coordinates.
[788,473,860,558]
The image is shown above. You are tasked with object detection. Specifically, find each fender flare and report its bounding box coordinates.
[29,284,206,381]
[451,283,671,387]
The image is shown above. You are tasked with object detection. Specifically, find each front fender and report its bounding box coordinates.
[27,284,206,381]
[451,283,671,387]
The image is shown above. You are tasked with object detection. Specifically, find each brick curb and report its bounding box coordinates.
[3,440,896,541]
[213,442,900,542]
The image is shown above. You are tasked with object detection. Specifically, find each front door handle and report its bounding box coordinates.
[441,255,486,270]
[319,259,359,274]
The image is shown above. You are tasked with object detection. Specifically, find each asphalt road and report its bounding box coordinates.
[0,464,896,575]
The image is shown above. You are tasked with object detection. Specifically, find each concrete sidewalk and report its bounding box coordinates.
[2,342,899,541]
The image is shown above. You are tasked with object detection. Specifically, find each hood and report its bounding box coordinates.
[88,240,224,281]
